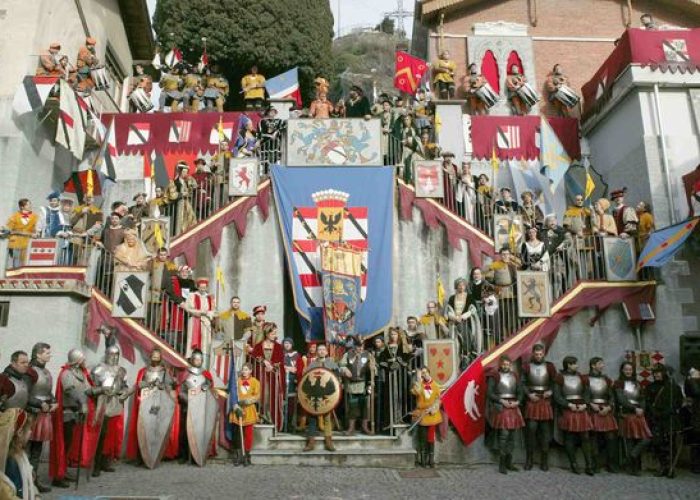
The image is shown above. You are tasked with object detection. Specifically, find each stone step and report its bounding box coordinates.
[265,433,404,451]
[250,448,416,468]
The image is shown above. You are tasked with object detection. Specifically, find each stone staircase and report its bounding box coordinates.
[249,424,417,468]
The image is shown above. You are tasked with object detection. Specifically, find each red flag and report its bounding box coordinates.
[440,354,486,446]
[682,164,700,216]
[394,51,428,94]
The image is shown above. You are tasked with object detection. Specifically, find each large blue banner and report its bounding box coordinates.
[271,166,394,342]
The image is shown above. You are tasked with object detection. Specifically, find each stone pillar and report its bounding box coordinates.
[0,238,8,278]
[268,99,296,120]
[434,100,467,161]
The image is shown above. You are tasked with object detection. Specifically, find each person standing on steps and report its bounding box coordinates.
[487,355,524,474]
[411,367,442,468]
[302,344,338,453]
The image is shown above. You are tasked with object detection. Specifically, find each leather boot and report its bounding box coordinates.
[415,450,423,467]
[244,452,251,467]
[298,416,307,432]
[303,437,316,452]
[524,451,533,470]
[540,452,549,471]
[345,419,356,436]
[427,443,435,468]
[29,442,51,493]
[51,478,70,489]
[506,454,519,471]
[232,450,242,466]
[324,436,336,452]
[583,442,595,476]
[499,455,507,474]
[91,457,102,477]
[361,419,373,435]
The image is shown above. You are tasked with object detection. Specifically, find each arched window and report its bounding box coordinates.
[480,50,500,94]
[506,50,524,77]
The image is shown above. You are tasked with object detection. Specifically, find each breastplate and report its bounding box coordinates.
[497,372,517,399]
[588,376,609,404]
[562,374,583,400]
[184,368,207,390]
[623,380,640,405]
[348,354,369,381]
[5,376,29,409]
[92,364,117,389]
[143,368,165,385]
[30,366,53,402]
[528,363,550,392]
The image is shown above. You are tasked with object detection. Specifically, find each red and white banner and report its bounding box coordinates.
[169,120,192,143]
[441,355,486,446]
[12,75,59,116]
[26,239,58,266]
[55,79,86,160]
[127,122,151,145]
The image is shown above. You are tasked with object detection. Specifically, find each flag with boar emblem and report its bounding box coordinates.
[271,166,393,342]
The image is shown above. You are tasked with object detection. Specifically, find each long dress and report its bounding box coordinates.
[250,341,286,431]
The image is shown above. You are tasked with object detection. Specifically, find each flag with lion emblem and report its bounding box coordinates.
[271,166,393,342]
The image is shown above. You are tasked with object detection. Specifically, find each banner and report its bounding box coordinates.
[394,51,428,94]
[271,166,393,341]
[321,242,362,342]
[56,79,86,160]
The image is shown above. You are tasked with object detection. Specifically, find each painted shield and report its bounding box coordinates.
[423,339,459,387]
[137,387,176,469]
[186,386,219,467]
[298,367,342,416]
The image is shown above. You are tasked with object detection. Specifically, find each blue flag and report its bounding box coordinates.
[224,349,238,441]
[637,217,700,270]
[540,117,571,193]
[271,166,394,342]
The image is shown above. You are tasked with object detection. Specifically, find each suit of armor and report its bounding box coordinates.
[487,369,524,473]
[521,359,556,470]
[554,370,594,474]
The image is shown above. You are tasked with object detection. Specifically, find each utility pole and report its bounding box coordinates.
[337,0,342,38]
[383,0,413,38]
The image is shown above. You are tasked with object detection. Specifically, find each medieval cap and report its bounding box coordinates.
[176,161,189,170]
[610,188,627,200]
[47,191,60,200]
[50,42,61,50]
[350,85,363,93]
[196,277,209,285]
[253,305,267,315]
[132,192,147,201]
[86,37,97,45]
[500,187,512,193]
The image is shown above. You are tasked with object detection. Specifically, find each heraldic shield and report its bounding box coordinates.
[186,386,219,467]
[137,387,176,469]
[423,339,460,387]
[298,367,342,416]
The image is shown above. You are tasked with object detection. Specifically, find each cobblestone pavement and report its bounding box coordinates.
[42,462,700,500]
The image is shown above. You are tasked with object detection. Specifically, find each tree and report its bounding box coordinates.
[153,0,334,107]
[375,17,395,35]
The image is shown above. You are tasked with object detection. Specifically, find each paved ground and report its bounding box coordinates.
[43,462,700,499]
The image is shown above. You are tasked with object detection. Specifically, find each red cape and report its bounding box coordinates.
[126,367,181,461]
[49,364,99,480]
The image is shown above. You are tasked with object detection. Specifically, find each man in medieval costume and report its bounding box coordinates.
[614,361,652,476]
[611,188,639,238]
[26,343,56,493]
[185,278,216,362]
[247,305,268,348]
[339,336,373,435]
[229,362,260,466]
[411,367,442,468]
[419,301,449,340]
[126,348,178,469]
[217,296,253,372]
[554,355,595,475]
[49,349,100,488]
[487,355,525,474]
[90,341,130,477]
[646,364,683,478]
[520,342,557,471]
[303,344,338,452]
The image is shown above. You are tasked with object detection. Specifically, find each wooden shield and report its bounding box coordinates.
[423,339,459,387]
[298,368,342,416]
[186,386,219,467]
[137,388,176,469]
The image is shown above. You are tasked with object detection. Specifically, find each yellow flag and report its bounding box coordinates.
[508,220,518,253]
[584,172,595,200]
[86,169,94,198]
[216,266,225,292]
[218,116,225,142]
[434,112,442,134]
[436,275,445,308]
[491,147,499,173]
[153,222,164,249]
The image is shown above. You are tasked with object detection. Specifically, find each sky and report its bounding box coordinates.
[146,0,411,38]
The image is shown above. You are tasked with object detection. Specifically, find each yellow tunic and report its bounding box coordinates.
[433,58,456,84]
[229,376,260,426]
[5,212,39,250]
[241,74,266,100]
[412,379,443,426]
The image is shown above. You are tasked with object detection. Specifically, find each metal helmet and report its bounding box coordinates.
[105,345,120,366]
[190,350,204,367]
[67,348,86,366]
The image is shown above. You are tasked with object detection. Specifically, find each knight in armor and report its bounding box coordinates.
[610,188,639,238]
[587,357,619,473]
[177,349,216,465]
[75,37,99,91]
[303,344,338,452]
[282,338,299,433]
[411,367,442,468]
[340,336,373,436]
[27,343,56,493]
[49,349,100,488]
[0,350,37,446]
[90,342,130,477]
[614,361,652,476]
[432,51,456,100]
[125,348,177,467]
[520,342,557,471]
[646,364,683,478]
[506,65,534,116]
[554,356,595,475]
[487,355,524,474]
[229,362,260,466]
[545,64,579,117]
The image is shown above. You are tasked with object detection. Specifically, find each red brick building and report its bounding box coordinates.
[412,0,700,113]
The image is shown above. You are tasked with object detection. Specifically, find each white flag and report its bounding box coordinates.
[55,79,86,160]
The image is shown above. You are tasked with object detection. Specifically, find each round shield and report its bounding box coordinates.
[298,367,342,416]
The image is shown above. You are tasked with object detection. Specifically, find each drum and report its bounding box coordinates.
[553,85,580,108]
[90,66,110,91]
[129,88,154,112]
[474,83,498,108]
[298,367,342,416]
[516,83,540,108]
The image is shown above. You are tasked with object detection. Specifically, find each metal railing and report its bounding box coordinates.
[5,235,97,270]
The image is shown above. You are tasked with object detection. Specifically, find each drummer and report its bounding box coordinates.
[75,37,100,91]
[505,65,534,116]
[465,63,491,115]
[545,64,578,117]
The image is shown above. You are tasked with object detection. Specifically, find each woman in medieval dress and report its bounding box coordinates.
[249,322,286,431]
